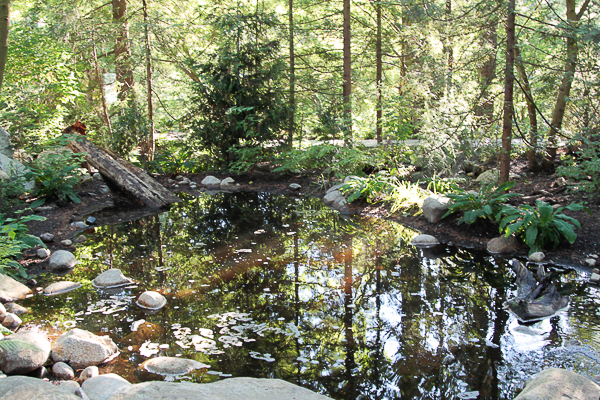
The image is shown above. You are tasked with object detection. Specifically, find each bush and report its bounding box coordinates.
[0,213,46,279]
[557,137,600,193]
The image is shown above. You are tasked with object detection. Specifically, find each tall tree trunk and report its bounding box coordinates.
[112,0,134,101]
[500,0,515,183]
[92,32,113,137]
[0,0,9,94]
[545,0,590,165]
[445,0,453,95]
[288,0,295,148]
[475,21,498,124]
[375,0,382,144]
[342,0,352,144]
[514,45,540,172]
[142,0,155,162]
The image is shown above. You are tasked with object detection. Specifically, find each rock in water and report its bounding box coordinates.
[487,236,517,254]
[0,329,51,374]
[0,376,80,400]
[92,269,133,289]
[51,329,118,368]
[136,291,167,310]
[514,368,600,400]
[82,374,132,400]
[528,252,545,263]
[142,357,209,376]
[201,176,221,188]
[44,281,82,296]
[0,274,32,303]
[48,250,77,271]
[2,313,21,330]
[409,234,440,248]
[422,195,451,224]
[220,177,235,189]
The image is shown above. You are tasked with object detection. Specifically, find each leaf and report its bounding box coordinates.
[525,224,539,248]
[554,220,577,244]
[29,198,46,208]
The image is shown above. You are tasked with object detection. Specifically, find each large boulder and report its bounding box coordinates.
[51,329,118,368]
[48,250,77,271]
[0,274,32,303]
[201,176,221,188]
[0,329,51,374]
[110,377,331,400]
[487,236,518,254]
[82,374,132,400]
[422,195,451,224]
[0,376,80,400]
[514,368,600,400]
[0,154,34,190]
[0,127,13,158]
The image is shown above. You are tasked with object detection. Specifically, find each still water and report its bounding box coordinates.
[22,192,600,399]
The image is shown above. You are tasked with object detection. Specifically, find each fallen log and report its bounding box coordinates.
[68,138,180,209]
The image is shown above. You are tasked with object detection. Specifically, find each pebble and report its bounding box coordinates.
[75,235,87,244]
[2,313,21,330]
[80,366,99,381]
[40,233,54,243]
[36,248,50,259]
[52,362,75,380]
[61,240,73,246]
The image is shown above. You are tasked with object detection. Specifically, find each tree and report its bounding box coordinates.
[112,0,134,101]
[342,0,352,144]
[0,0,9,94]
[500,0,515,183]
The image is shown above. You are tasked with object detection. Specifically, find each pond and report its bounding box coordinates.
[22,192,600,399]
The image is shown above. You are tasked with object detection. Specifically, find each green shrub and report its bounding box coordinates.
[0,213,46,279]
[443,181,522,225]
[145,142,207,175]
[557,137,600,193]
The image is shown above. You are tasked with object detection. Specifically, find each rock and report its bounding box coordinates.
[0,329,51,374]
[487,236,517,254]
[93,172,103,181]
[79,174,93,183]
[590,273,600,283]
[0,376,80,399]
[323,190,343,205]
[82,373,132,400]
[201,176,221,188]
[528,252,545,263]
[39,233,54,243]
[289,183,301,191]
[92,269,133,289]
[220,177,235,188]
[0,154,34,189]
[34,206,54,213]
[142,357,209,376]
[44,281,82,296]
[0,127,13,159]
[326,183,345,194]
[29,365,50,379]
[180,177,190,185]
[514,368,600,400]
[72,221,88,229]
[0,274,32,303]
[2,313,21,330]
[475,169,499,184]
[344,175,361,183]
[136,291,167,310]
[52,329,118,369]
[52,361,75,380]
[86,216,96,225]
[4,303,27,315]
[80,366,99,381]
[36,248,50,259]
[98,185,110,194]
[0,171,7,180]
[409,234,440,248]
[61,240,73,246]
[585,258,597,267]
[75,235,87,243]
[422,195,451,224]
[109,377,331,400]
[48,250,77,271]
[55,380,80,395]
[333,197,347,208]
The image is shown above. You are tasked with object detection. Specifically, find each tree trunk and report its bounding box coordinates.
[475,21,498,124]
[92,32,113,137]
[544,0,589,165]
[141,0,155,162]
[500,0,515,183]
[342,0,352,144]
[445,0,453,95]
[0,0,9,94]
[514,45,540,172]
[375,0,382,144]
[288,0,295,148]
[112,0,134,101]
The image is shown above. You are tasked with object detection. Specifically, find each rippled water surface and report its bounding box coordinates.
[22,192,600,399]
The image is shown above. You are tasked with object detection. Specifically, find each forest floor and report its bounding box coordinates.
[20,158,599,275]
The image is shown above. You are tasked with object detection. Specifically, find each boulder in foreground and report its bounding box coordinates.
[514,368,600,400]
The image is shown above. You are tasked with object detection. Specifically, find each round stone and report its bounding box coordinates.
[5,302,28,315]
[528,252,545,263]
[136,291,167,310]
[201,176,221,188]
[289,183,301,191]
[2,313,22,330]
[487,236,517,254]
[61,240,73,246]
[44,281,82,296]
[92,269,133,289]
[40,233,54,243]
[52,362,75,380]
[410,234,440,248]
[80,366,99,381]
[36,248,50,259]
[142,357,209,376]
[48,250,77,271]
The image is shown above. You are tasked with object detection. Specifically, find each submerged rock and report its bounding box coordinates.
[48,250,77,271]
[0,329,51,374]
[0,274,32,303]
[44,281,82,296]
[410,234,439,248]
[142,357,209,376]
[92,269,133,289]
[51,329,118,368]
[136,291,167,310]
[514,368,600,400]
[0,376,80,400]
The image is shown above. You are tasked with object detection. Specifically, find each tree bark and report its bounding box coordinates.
[0,0,9,94]
[92,31,113,137]
[288,0,295,148]
[112,0,134,101]
[375,0,382,144]
[342,0,352,144]
[142,0,155,162]
[545,0,590,165]
[500,0,515,183]
[445,0,453,95]
[475,21,498,124]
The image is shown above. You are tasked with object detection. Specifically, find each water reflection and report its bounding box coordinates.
[21,192,600,399]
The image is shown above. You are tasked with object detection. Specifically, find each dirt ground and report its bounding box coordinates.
[20,158,600,275]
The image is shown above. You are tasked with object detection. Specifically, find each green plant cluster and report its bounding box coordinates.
[557,137,600,193]
[145,142,210,175]
[0,213,46,279]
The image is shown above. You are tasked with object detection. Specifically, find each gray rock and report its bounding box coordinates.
[475,169,499,184]
[487,236,518,254]
[4,302,27,315]
[93,173,103,181]
[289,183,301,191]
[82,373,132,400]
[75,235,87,243]
[326,183,345,194]
[36,248,50,259]
[51,329,118,369]
[76,387,91,400]
[0,376,80,400]
[0,127,13,159]
[40,233,54,243]
[0,154,34,189]
[52,361,75,380]
[409,234,440,248]
[422,195,451,224]
[0,275,32,303]
[55,380,80,395]
[528,252,545,263]
[586,258,597,267]
[72,221,88,229]
[48,250,77,271]
[136,291,166,310]
[0,329,51,374]
[590,273,600,283]
[34,206,55,213]
[61,240,73,246]
[220,177,235,188]
[323,190,343,205]
[514,368,600,400]
[2,313,21,330]
[79,174,93,183]
[142,357,209,376]
[333,197,347,208]
[110,377,331,400]
[0,171,7,180]
[92,269,133,289]
[80,366,99,381]
[98,185,110,195]
[44,281,82,296]
[201,176,221,188]
[344,175,361,183]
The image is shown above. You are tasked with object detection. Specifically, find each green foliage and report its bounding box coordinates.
[228,146,270,174]
[557,137,600,193]
[443,181,522,225]
[0,213,46,279]
[26,147,86,206]
[422,173,461,195]
[145,142,208,175]
[499,200,587,253]
[110,100,150,157]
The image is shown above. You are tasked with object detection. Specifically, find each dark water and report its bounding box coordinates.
[22,192,600,399]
